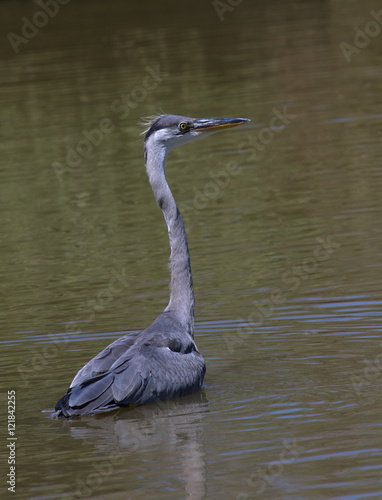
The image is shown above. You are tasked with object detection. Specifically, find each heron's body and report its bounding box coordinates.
[55,114,249,417]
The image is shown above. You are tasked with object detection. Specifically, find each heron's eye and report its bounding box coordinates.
[178,121,188,132]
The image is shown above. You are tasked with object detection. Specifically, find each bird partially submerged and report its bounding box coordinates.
[55,114,250,417]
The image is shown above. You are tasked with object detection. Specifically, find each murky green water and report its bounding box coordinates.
[2,1,382,499]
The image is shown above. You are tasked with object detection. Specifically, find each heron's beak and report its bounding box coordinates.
[193,117,250,133]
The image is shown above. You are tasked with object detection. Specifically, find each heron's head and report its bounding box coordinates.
[143,114,250,158]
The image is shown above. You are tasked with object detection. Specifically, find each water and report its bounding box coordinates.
[1,0,382,498]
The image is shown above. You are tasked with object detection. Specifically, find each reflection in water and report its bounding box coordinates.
[57,394,208,499]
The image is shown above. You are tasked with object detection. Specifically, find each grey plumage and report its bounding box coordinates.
[55,113,249,417]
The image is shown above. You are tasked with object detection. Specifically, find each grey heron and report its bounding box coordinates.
[55,114,249,417]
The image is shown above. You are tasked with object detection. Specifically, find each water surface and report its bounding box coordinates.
[1,1,382,499]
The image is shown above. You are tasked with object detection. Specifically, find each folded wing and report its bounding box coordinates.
[55,322,205,417]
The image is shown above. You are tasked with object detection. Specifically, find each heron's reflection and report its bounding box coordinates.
[58,392,209,499]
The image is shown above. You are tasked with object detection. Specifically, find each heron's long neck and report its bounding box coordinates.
[145,142,195,336]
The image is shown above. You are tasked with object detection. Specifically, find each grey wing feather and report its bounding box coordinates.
[112,345,205,405]
[56,313,206,417]
[70,331,141,388]
[58,346,204,416]
[68,373,114,408]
